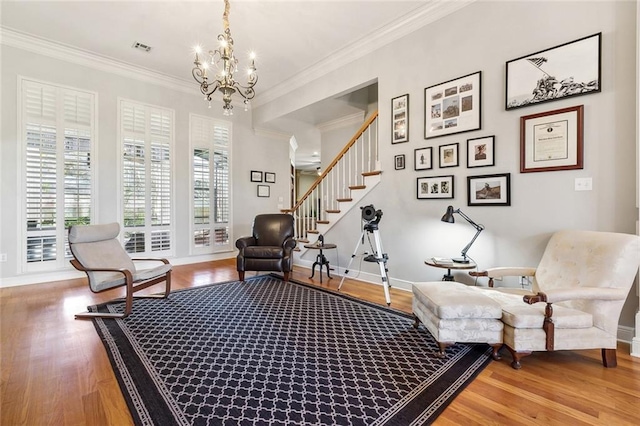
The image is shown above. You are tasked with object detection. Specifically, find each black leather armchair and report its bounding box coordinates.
[236,214,297,281]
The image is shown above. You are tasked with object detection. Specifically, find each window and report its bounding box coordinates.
[120,100,174,255]
[20,78,95,272]
[190,114,232,254]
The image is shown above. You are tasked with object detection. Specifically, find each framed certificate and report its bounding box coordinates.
[520,105,583,173]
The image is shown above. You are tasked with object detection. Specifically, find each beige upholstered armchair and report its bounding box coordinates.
[69,222,172,319]
[236,214,296,282]
[473,230,639,369]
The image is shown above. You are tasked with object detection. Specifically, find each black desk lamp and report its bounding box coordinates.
[441,205,484,263]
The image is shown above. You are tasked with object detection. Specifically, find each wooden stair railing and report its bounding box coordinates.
[284,111,380,240]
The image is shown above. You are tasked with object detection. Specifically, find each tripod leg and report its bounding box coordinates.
[372,230,391,306]
[339,230,365,291]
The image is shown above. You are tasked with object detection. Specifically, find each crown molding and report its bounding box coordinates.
[253,0,476,107]
[317,111,365,133]
[253,127,292,141]
[0,26,198,96]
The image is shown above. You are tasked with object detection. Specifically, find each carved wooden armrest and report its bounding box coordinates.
[469,270,494,287]
[523,291,554,351]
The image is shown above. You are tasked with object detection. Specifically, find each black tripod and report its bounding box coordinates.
[338,221,391,305]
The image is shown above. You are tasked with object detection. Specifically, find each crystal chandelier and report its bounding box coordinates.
[192,0,257,116]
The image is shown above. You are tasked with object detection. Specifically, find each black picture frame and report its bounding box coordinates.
[424,71,481,139]
[257,185,270,198]
[417,175,454,200]
[265,172,276,183]
[250,170,263,182]
[391,94,409,144]
[394,154,405,170]
[467,136,495,168]
[439,143,459,168]
[414,147,433,171]
[467,173,511,206]
[505,33,601,110]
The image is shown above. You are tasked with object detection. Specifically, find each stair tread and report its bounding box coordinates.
[349,185,366,190]
[362,170,382,177]
[326,210,341,214]
[336,198,353,202]
[307,230,319,234]
[317,220,329,224]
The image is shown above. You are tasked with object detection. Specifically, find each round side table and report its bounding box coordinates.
[424,257,476,281]
[304,243,337,283]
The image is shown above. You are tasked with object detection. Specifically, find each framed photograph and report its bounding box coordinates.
[506,33,601,110]
[265,172,276,183]
[467,173,511,206]
[439,143,459,168]
[394,154,406,170]
[391,94,409,144]
[257,185,270,198]
[520,105,584,173]
[424,71,481,139]
[417,175,454,200]
[467,136,495,168]
[414,147,433,171]
[250,170,263,182]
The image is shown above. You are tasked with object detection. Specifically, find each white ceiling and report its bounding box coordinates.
[0,0,452,168]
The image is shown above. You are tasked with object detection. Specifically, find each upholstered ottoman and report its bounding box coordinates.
[412,281,503,359]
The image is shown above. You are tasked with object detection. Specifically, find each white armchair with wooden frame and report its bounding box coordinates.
[68,222,172,319]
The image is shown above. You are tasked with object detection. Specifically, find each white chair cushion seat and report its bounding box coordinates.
[413,281,502,319]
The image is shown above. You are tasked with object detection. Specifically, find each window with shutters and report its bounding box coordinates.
[20,78,95,272]
[120,100,174,255]
[190,114,232,254]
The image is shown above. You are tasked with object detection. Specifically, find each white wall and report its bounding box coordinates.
[255,1,639,327]
[0,45,290,285]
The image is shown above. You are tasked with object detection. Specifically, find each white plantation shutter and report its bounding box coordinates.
[21,79,95,270]
[190,114,232,253]
[120,100,173,255]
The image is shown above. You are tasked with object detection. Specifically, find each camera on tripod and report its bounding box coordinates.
[360,204,383,229]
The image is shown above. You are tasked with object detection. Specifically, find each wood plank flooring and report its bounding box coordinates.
[1,259,639,425]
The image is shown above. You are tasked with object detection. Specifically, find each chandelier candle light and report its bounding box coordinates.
[192,0,257,116]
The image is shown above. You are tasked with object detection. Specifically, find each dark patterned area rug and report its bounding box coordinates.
[91,275,492,425]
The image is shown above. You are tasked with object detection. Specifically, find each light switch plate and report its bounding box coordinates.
[575,177,592,191]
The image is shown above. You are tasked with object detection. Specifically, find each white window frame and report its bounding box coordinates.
[189,113,233,255]
[17,76,98,273]
[117,98,175,257]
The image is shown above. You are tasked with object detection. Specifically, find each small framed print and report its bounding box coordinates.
[414,147,433,171]
[467,136,495,168]
[417,175,454,200]
[265,172,276,183]
[467,173,511,206]
[394,154,406,170]
[257,185,270,198]
[439,143,459,168]
[520,105,584,173]
[251,170,263,182]
[424,71,481,139]
[391,94,409,144]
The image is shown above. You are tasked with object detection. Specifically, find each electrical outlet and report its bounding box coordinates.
[0,253,7,262]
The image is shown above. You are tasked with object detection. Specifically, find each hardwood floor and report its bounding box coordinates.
[1,259,639,425]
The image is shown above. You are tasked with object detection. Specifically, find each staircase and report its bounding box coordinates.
[284,111,380,250]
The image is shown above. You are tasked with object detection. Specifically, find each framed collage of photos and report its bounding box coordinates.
[391,94,409,144]
[424,71,481,139]
[417,175,454,200]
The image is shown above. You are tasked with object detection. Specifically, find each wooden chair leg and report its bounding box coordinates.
[283,271,290,282]
[436,342,454,358]
[490,344,503,361]
[412,315,421,329]
[238,271,245,281]
[602,348,617,367]
[505,346,531,369]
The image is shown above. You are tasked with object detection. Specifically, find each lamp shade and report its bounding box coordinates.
[441,205,455,223]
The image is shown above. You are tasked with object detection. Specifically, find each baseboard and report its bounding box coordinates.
[617,325,635,345]
[294,260,412,292]
[0,253,235,288]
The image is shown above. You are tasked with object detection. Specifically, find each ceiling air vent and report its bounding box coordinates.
[132,42,152,52]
